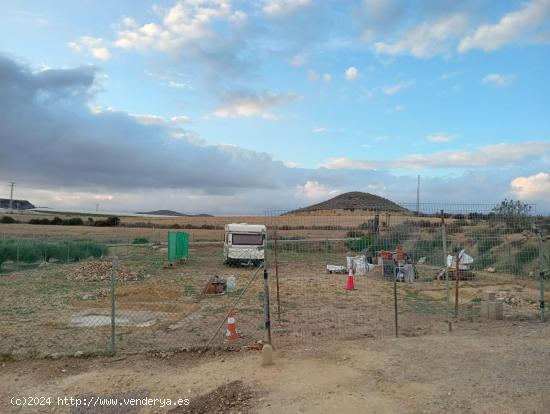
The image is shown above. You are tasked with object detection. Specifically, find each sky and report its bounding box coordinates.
[0,0,549,214]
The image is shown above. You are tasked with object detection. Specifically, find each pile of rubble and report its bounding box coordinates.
[67,261,138,282]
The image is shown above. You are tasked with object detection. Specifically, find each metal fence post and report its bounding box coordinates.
[111,256,118,355]
[274,228,281,322]
[393,269,398,337]
[441,210,452,331]
[535,228,546,322]
[263,267,272,344]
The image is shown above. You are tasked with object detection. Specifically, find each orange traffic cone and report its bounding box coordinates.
[346,267,356,290]
[225,309,239,343]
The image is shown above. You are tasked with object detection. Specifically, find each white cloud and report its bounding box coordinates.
[171,115,190,124]
[313,127,327,133]
[322,157,378,170]
[458,0,550,53]
[510,172,550,201]
[399,142,550,169]
[283,160,301,168]
[68,36,111,61]
[131,114,167,125]
[322,141,550,170]
[114,0,246,54]
[323,73,332,82]
[212,91,301,119]
[345,66,359,80]
[296,180,339,200]
[427,132,453,143]
[262,0,311,17]
[374,14,469,58]
[482,73,515,87]
[382,81,413,95]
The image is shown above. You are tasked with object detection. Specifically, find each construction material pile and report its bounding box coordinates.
[67,261,138,282]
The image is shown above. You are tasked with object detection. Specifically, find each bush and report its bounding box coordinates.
[515,245,538,265]
[94,216,120,227]
[132,237,149,244]
[28,216,84,226]
[0,216,16,224]
[346,230,364,238]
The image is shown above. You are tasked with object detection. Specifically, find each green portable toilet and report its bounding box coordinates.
[168,231,189,263]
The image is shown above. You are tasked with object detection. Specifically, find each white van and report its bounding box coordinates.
[224,223,266,266]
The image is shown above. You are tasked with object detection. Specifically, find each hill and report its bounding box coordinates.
[136,209,213,217]
[288,192,407,214]
[0,199,35,210]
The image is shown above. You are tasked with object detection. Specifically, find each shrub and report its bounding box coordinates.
[515,245,538,265]
[64,217,84,226]
[132,237,149,244]
[346,230,364,238]
[94,216,120,227]
[28,216,84,225]
[0,216,16,224]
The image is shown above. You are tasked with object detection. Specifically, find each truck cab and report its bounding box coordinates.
[224,223,266,266]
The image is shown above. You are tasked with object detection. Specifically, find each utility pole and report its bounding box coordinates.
[416,175,420,215]
[8,182,15,213]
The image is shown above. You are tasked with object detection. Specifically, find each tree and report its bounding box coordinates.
[492,199,532,231]
[492,199,532,216]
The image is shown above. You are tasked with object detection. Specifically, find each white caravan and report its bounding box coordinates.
[224,223,266,266]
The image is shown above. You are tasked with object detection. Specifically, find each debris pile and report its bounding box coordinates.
[67,261,138,282]
[202,274,227,294]
[168,380,255,414]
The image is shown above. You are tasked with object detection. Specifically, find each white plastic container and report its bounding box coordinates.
[226,275,236,292]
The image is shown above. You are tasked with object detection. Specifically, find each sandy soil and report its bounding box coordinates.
[1,322,549,413]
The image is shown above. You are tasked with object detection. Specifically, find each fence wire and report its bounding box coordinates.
[265,203,549,345]
[0,202,549,358]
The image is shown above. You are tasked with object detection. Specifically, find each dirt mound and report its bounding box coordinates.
[169,380,255,414]
[287,191,407,214]
[67,261,138,282]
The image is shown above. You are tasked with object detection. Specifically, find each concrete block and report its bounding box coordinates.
[262,344,274,366]
[481,291,496,301]
[483,301,503,320]
[480,302,490,319]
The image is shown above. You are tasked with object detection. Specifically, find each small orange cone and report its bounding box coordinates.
[225,309,239,343]
[346,267,356,290]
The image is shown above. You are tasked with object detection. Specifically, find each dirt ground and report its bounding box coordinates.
[1,322,549,414]
[1,243,548,358]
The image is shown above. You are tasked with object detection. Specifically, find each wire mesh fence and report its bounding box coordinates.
[0,202,549,359]
[265,203,550,345]
[0,236,268,359]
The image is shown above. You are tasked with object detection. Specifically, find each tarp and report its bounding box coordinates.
[447,249,474,269]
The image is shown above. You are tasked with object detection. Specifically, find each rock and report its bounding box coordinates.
[485,267,496,273]
[50,353,61,360]
[74,351,84,357]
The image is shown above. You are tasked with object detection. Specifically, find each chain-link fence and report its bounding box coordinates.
[1,203,549,358]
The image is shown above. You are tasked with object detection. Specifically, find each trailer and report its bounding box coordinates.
[224,223,266,266]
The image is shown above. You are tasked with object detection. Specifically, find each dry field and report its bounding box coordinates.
[1,218,550,413]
